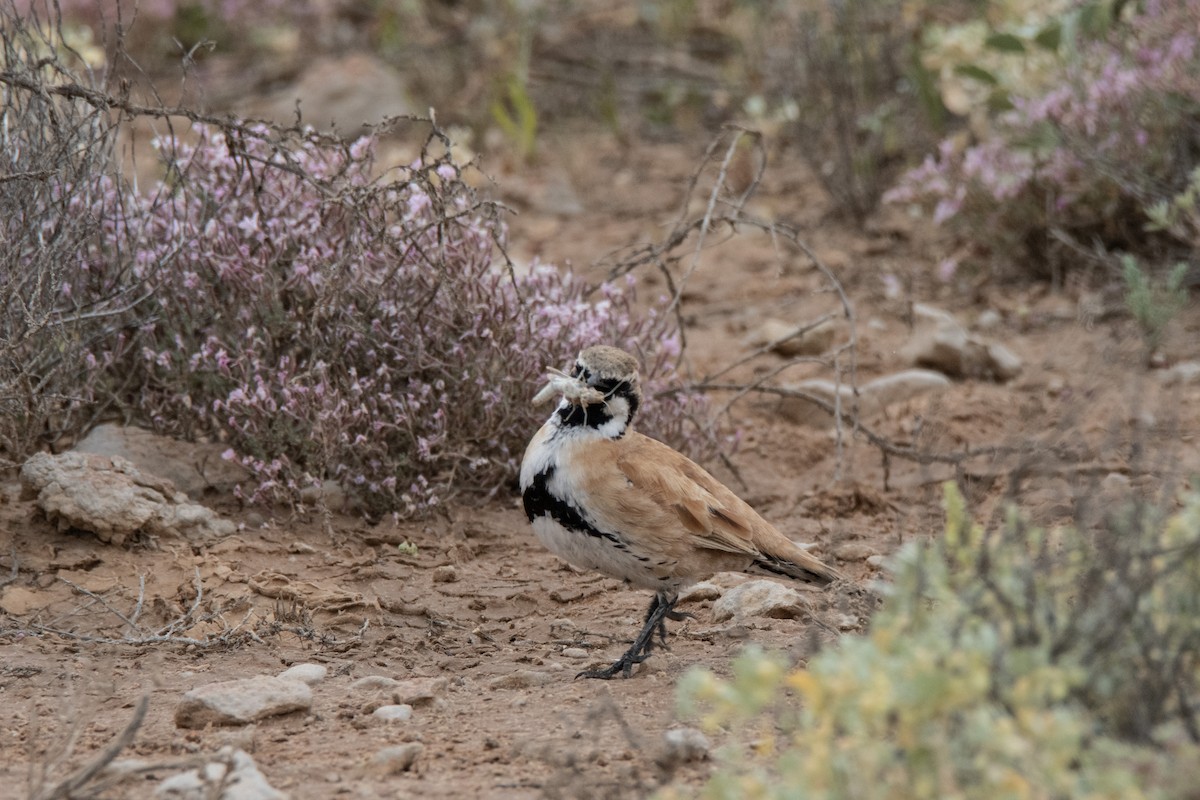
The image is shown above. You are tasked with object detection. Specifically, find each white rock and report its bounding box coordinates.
[561,647,589,660]
[750,317,836,357]
[835,614,860,631]
[985,342,1023,381]
[73,424,249,496]
[780,369,950,426]
[276,663,327,686]
[349,675,399,692]
[899,305,1022,381]
[174,677,311,729]
[372,704,413,722]
[658,727,710,766]
[391,677,448,706]
[367,743,423,776]
[1158,360,1200,386]
[679,582,722,602]
[251,54,415,139]
[711,580,810,622]
[834,542,879,562]
[19,452,235,545]
[156,747,287,799]
[976,309,1003,330]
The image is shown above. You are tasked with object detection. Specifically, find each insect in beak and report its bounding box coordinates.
[532,366,605,407]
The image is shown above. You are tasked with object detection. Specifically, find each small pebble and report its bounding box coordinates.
[277,663,328,685]
[432,565,458,583]
[372,704,413,722]
[834,542,878,562]
[367,743,423,776]
[658,728,710,767]
[561,647,589,660]
[350,675,400,692]
[835,614,859,631]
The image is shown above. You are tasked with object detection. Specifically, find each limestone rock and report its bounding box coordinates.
[750,317,837,357]
[251,54,415,139]
[711,580,811,622]
[1158,360,1200,386]
[367,743,423,776]
[276,663,327,686]
[372,704,413,722]
[390,677,447,707]
[899,304,1022,381]
[834,542,879,562]
[156,747,287,799]
[73,424,248,496]
[175,676,311,729]
[658,728,711,767]
[20,452,235,545]
[780,369,951,426]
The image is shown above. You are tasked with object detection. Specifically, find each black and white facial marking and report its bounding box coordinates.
[554,362,640,438]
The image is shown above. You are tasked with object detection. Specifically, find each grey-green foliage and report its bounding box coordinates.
[1122,255,1190,354]
[673,483,1200,799]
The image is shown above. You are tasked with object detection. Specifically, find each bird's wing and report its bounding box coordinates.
[611,433,769,558]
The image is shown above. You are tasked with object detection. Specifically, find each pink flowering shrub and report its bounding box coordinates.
[59,125,703,515]
[886,0,1200,275]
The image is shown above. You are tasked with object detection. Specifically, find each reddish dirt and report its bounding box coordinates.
[2,126,1198,799]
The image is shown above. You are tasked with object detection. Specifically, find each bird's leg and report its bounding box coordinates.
[578,591,683,680]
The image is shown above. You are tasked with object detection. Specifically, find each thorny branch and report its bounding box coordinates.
[32,569,257,647]
[32,692,150,800]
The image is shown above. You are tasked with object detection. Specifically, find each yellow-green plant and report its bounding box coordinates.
[674,483,1200,799]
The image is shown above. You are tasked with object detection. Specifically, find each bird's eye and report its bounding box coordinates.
[571,364,586,379]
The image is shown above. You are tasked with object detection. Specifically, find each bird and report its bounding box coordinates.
[519,344,846,679]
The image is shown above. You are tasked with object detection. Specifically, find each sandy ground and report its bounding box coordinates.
[2,128,1198,799]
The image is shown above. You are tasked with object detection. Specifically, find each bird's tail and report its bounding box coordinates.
[752,542,846,586]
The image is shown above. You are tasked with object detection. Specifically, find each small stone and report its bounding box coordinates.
[1158,360,1200,386]
[899,305,1022,381]
[372,704,413,722]
[1102,472,1131,492]
[751,317,836,357]
[865,554,887,569]
[976,309,1002,330]
[156,747,286,799]
[174,676,311,729]
[287,542,316,554]
[350,675,400,692]
[658,728,710,767]
[488,670,555,690]
[780,369,950,426]
[679,582,721,602]
[432,565,458,583]
[277,663,327,686]
[834,542,878,562]
[711,580,810,623]
[367,743,423,776]
[561,647,589,660]
[835,614,860,631]
[390,677,447,707]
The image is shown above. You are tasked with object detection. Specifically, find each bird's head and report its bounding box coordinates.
[533,345,642,437]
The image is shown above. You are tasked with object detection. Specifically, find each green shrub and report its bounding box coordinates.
[674,483,1200,799]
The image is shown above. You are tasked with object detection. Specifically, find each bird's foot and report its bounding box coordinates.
[576,649,649,680]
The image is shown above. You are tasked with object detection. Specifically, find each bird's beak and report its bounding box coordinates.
[532,367,604,407]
